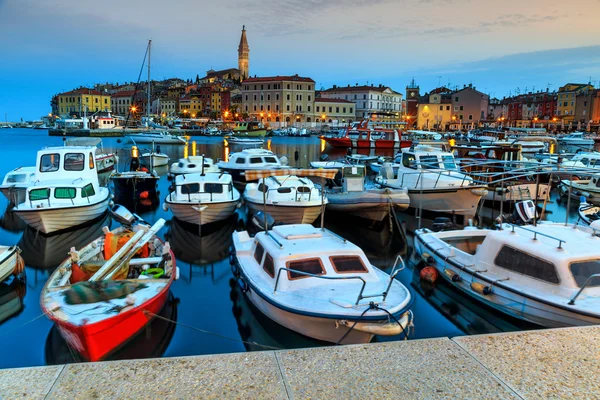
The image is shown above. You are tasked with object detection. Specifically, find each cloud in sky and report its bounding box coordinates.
[0,0,599,119]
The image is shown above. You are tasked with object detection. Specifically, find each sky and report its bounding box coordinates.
[1,0,599,121]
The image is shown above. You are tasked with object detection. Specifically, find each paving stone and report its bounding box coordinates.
[0,365,63,400]
[277,338,518,399]
[454,326,600,399]
[47,352,287,400]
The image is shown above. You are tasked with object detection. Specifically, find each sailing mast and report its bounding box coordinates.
[146,40,152,129]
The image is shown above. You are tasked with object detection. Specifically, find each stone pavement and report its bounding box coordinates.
[1,326,598,399]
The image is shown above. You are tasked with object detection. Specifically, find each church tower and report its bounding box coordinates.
[238,26,249,81]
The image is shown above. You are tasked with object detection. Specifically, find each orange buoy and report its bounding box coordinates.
[139,191,149,200]
[420,266,439,283]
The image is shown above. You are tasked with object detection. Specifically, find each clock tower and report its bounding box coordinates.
[238,26,249,82]
[406,78,419,128]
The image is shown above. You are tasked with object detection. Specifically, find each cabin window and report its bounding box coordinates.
[55,187,76,199]
[287,258,325,280]
[181,183,200,194]
[257,183,268,193]
[64,153,85,171]
[494,245,559,284]
[264,157,278,163]
[254,242,265,265]
[263,254,275,278]
[277,187,292,193]
[570,261,600,288]
[419,155,440,169]
[205,183,223,193]
[82,183,95,198]
[441,156,457,170]
[235,158,246,164]
[89,153,95,169]
[40,153,60,172]
[29,188,50,201]
[250,157,263,164]
[330,256,368,273]
[402,153,416,169]
[188,164,196,168]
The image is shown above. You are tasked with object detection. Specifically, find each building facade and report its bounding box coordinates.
[557,83,595,122]
[110,90,135,116]
[451,85,489,128]
[416,87,453,130]
[57,88,111,116]
[314,98,355,125]
[321,84,403,121]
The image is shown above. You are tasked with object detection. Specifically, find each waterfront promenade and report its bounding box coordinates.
[1,325,597,399]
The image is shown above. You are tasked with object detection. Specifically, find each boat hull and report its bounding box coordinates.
[485,183,550,203]
[0,247,20,282]
[406,186,486,219]
[125,135,186,145]
[246,201,322,224]
[141,155,169,167]
[324,137,412,149]
[414,233,600,327]
[166,198,238,225]
[326,190,410,221]
[13,194,110,234]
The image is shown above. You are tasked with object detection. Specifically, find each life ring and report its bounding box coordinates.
[142,268,164,279]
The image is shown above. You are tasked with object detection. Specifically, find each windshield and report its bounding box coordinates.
[441,155,457,170]
[570,260,600,288]
[419,155,440,169]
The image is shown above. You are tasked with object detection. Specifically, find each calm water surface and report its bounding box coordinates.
[0,129,582,369]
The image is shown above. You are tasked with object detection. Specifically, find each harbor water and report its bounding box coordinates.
[0,129,583,369]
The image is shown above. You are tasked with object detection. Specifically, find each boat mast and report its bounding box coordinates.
[147,39,152,129]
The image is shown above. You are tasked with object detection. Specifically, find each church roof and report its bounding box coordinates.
[238,25,249,53]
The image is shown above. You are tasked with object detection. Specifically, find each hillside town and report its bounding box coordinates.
[44,27,600,133]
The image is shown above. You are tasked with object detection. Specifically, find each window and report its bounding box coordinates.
[40,154,60,172]
[440,106,443,111]
[459,106,464,111]
[287,94,290,101]
[459,114,464,120]
[441,155,457,170]
[494,245,559,283]
[330,256,368,273]
[250,157,263,164]
[419,155,439,169]
[264,157,278,163]
[263,254,275,278]
[254,242,265,265]
[336,107,339,113]
[55,187,76,199]
[204,183,223,193]
[287,258,325,280]
[455,97,459,102]
[257,183,268,193]
[468,114,473,120]
[316,106,320,112]
[570,260,600,287]
[82,183,95,197]
[350,108,353,113]
[181,183,200,194]
[29,188,50,201]
[329,107,332,113]
[402,153,416,169]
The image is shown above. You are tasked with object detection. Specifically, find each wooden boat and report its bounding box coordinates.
[40,209,178,361]
[110,146,159,211]
[0,246,24,282]
[231,121,267,137]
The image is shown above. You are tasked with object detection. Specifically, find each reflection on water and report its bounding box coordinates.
[0,204,27,233]
[0,277,26,325]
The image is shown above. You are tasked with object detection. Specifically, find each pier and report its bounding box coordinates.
[1,325,597,399]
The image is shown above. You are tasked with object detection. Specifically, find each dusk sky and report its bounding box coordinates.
[1,0,599,120]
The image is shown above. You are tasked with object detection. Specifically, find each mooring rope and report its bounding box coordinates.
[0,313,46,338]
[143,310,283,351]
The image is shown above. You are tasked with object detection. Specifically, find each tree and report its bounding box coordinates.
[196,74,200,84]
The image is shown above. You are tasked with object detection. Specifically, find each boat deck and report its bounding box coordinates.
[2,325,598,398]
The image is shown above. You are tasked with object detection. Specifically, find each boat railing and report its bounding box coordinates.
[175,181,235,202]
[392,169,471,189]
[507,223,566,248]
[274,267,369,305]
[568,273,600,305]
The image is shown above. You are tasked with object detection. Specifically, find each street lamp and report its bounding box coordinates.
[533,117,538,128]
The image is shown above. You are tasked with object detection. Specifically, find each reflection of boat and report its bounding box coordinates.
[227,137,264,146]
[414,223,600,327]
[45,291,178,364]
[0,278,26,325]
[41,213,177,361]
[0,204,27,233]
[18,212,109,270]
[166,216,236,265]
[0,246,24,282]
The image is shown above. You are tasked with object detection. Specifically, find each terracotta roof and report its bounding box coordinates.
[315,98,354,104]
[323,85,392,93]
[243,75,315,83]
[111,90,136,98]
[59,88,105,96]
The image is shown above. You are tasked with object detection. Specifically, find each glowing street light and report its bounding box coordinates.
[131,106,137,112]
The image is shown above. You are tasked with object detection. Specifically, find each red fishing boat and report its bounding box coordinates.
[323,120,412,149]
[40,206,178,362]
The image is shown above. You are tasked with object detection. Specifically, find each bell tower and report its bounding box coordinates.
[238,26,249,82]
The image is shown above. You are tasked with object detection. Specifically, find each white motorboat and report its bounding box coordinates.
[125,131,187,145]
[309,161,347,169]
[12,146,110,234]
[232,224,413,344]
[141,152,169,167]
[558,132,595,148]
[226,137,264,146]
[375,145,487,222]
[164,172,240,225]
[559,175,600,204]
[168,156,220,177]
[345,154,378,165]
[65,138,118,174]
[414,222,600,327]
[321,165,410,221]
[217,149,283,184]
[0,245,24,282]
[244,171,327,225]
[578,199,600,225]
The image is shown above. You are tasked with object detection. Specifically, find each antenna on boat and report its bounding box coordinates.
[320,176,326,231]
[201,154,205,177]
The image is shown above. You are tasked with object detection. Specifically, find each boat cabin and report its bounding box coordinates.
[224,149,281,169]
[571,153,600,167]
[234,121,264,132]
[250,175,323,204]
[399,145,458,171]
[173,172,237,201]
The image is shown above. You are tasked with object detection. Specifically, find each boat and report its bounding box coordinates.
[125,131,187,145]
[558,132,595,148]
[578,198,600,225]
[141,144,169,167]
[405,130,443,141]
[168,155,219,178]
[226,136,264,146]
[217,149,284,185]
[164,172,240,225]
[345,154,378,165]
[309,161,347,169]
[324,120,411,149]
[375,145,487,224]
[110,146,160,211]
[0,245,24,282]
[321,164,410,221]
[231,223,413,344]
[414,222,600,327]
[12,146,111,234]
[65,138,119,174]
[559,175,600,205]
[231,121,267,137]
[40,206,178,361]
[243,170,328,225]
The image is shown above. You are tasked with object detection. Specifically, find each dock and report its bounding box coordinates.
[1,325,597,399]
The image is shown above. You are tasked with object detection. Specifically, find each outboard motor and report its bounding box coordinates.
[252,211,276,231]
[110,204,141,226]
[382,162,395,179]
[514,200,538,224]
